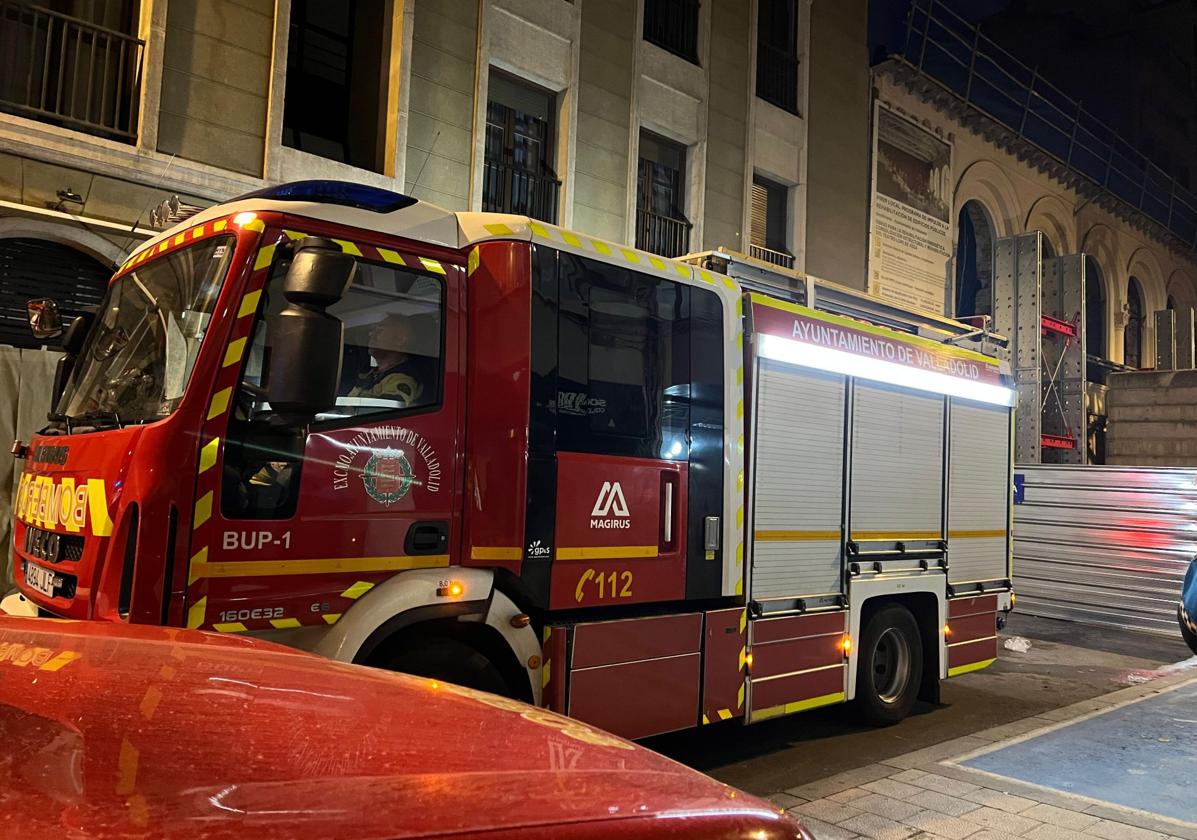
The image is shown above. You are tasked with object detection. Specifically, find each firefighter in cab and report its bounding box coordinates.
[350,313,437,408]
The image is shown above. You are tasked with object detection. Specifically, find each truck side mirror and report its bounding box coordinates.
[265,237,356,422]
[49,312,97,414]
[27,298,63,340]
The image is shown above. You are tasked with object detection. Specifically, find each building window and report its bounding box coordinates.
[749,176,793,268]
[0,0,143,142]
[483,72,561,223]
[282,0,389,173]
[643,0,700,64]
[1125,276,1144,369]
[756,0,799,114]
[636,132,691,258]
[1085,257,1106,359]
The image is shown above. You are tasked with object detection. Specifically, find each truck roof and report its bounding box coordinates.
[0,616,806,839]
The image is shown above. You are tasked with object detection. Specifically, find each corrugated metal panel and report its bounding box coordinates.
[851,383,944,536]
[750,361,844,598]
[949,399,1010,583]
[1013,464,1197,637]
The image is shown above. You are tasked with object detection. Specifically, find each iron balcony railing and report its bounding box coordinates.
[482,157,561,224]
[899,0,1197,251]
[750,243,795,269]
[756,41,800,114]
[643,0,700,64]
[0,1,144,142]
[636,207,691,259]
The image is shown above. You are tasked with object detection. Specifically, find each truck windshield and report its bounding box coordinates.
[57,235,235,425]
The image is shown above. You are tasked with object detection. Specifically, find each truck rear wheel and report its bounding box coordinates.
[379,635,513,698]
[854,605,923,726]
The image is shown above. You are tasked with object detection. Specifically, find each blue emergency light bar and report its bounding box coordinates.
[234,180,418,214]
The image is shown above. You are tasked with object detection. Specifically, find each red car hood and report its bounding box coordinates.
[0,618,803,839]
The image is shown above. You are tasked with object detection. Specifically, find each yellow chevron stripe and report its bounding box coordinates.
[197,437,220,474]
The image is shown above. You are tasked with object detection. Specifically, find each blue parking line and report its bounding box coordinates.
[963,679,1197,824]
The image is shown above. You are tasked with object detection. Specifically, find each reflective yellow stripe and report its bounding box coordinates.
[528,222,549,238]
[542,660,551,688]
[237,289,262,318]
[561,232,582,247]
[717,708,732,720]
[189,554,450,580]
[467,247,480,276]
[270,618,301,629]
[193,492,213,528]
[378,247,403,264]
[322,613,342,624]
[332,239,362,256]
[470,546,522,561]
[949,529,1008,539]
[222,338,246,368]
[648,256,667,271]
[948,657,996,677]
[187,546,208,584]
[253,244,276,271]
[213,622,248,633]
[755,530,841,541]
[418,257,446,275]
[186,596,207,629]
[851,531,941,541]
[213,220,228,231]
[342,581,375,600]
[591,240,611,256]
[197,437,220,474]
[207,387,232,420]
[484,223,513,236]
[753,691,846,721]
[948,635,997,648]
[620,248,640,263]
[556,545,658,561]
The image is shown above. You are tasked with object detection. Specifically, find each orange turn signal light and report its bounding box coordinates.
[436,581,464,597]
[840,635,853,655]
[943,624,953,637]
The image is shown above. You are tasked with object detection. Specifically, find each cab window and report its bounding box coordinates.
[221,247,444,520]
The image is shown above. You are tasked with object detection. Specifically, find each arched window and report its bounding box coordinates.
[1168,295,1176,311]
[1125,277,1144,369]
[954,201,995,318]
[1084,256,1106,359]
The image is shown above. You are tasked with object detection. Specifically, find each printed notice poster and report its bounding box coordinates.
[868,105,953,314]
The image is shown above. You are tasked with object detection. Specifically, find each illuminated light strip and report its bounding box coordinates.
[753,691,846,721]
[754,530,841,541]
[189,554,450,580]
[948,657,996,677]
[556,545,659,561]
[470,546,522,561]
[757,333,1016,407]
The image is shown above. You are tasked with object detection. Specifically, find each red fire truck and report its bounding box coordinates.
[7,181,1014,739]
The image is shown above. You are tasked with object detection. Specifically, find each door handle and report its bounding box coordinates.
[405,521,448,555]
[660,472,679,553]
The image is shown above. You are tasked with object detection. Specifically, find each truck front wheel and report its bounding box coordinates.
[377,634,513,698]
[854,604,923,726]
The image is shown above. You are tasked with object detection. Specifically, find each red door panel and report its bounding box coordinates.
[550,452,687,609]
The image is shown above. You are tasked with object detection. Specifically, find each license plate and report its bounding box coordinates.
[24,561,60,598]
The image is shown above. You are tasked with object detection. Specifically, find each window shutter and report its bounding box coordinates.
[751,181,768,248]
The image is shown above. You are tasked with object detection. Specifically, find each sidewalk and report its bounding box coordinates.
[771,662,1197,840]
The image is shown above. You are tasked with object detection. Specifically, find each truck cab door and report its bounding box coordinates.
[186,230,463,632]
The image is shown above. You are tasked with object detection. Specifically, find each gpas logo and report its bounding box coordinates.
[590,481,631,529]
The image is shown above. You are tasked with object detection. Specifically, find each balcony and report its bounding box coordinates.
[636,207,691,259]
[756,42,800,115]
[750,243,795,269]
[0,1,144,142]
[482,157,561,223]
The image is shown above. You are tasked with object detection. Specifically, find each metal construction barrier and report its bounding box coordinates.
[0,347,59,585]
[1014,464,1197,637]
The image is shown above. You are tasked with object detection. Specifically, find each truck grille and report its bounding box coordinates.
[22,526,84,563]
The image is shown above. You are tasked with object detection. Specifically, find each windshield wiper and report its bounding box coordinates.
[63,409,124,430]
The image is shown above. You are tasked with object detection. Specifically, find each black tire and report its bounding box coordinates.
[853,604,923,726]
[1179,605,1197,656]
[378,634,513,697]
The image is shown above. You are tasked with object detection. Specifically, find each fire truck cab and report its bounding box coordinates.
[8,181,1014,738]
